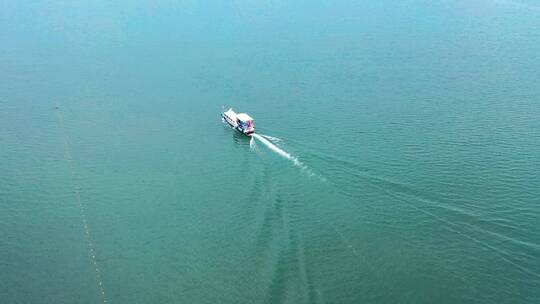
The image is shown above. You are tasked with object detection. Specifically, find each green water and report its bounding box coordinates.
[2,1,540,303]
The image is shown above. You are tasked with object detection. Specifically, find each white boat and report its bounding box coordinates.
[222,108,255,135]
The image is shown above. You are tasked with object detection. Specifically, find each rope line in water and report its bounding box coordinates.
[55,106,108,303]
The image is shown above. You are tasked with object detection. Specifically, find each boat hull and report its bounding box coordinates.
[222,114,254,136]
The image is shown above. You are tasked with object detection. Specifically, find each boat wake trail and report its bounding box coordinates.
[249,136,257,151]
[251,134,325,181]
[252,134,303,167]
[261,134,281,143]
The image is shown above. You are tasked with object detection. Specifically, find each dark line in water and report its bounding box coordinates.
[55,105,108,303]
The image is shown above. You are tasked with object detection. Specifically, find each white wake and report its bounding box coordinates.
[249,136,257,151]
[251,134,303,167]
[250,133,325,180]
[261,134,281,143]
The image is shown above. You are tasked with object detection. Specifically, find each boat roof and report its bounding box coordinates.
[224,108,236,115]
[236,113,253,122]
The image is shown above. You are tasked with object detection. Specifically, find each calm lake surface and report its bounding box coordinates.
[1,1,540,303]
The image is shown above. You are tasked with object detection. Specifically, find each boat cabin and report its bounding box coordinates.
[222,108,255,135]
[236,113,255,133]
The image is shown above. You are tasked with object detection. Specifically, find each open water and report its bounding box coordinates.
[1,1,540,303]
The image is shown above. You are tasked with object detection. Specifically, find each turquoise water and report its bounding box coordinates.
[2,1,540,303]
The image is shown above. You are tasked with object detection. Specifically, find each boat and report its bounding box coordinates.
[221,108,255,135]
